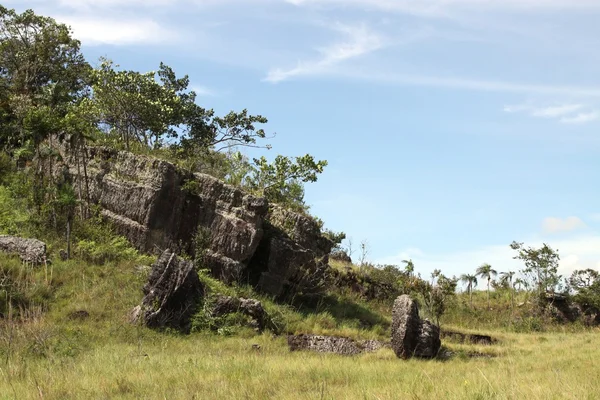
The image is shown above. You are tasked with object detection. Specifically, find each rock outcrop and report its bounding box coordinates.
[64,147,267,282]
[130,250,204,332]
[287,334,388,355]
[211,295,268,332]
[59,145,334,299]
[0,236,46,264]
[391,295,441,359]
[247,205,333,300]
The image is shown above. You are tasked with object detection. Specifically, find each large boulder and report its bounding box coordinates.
[0,236,46,264]
[61,146,268,282]
[130,250,204,332]
[391,295,441,359]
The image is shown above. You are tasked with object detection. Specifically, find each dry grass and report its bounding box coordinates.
[0,328,599,399]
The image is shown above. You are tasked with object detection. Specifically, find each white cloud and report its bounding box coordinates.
[530,104,583,118]
[55,16,176,46]
[264,23,384,83]
[560,111,600,124]
[191,85,218,97]
[542,216,587,234]
[287,0,600,14]
[503,103,599,124]
[340,71,600,97]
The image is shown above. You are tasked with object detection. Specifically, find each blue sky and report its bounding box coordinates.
[8,0,600,286]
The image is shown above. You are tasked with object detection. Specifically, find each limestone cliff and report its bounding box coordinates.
[59,146,333,298]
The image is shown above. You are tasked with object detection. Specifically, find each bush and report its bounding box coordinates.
[0,185,28,234]
[77,236,150,265]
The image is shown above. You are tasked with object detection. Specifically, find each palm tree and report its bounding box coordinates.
[402,259,415,278]
[431,269,441,286]
[460,274,478,307]
[56,183,78,259]
[476,263,497,309]
[500,271,516,308]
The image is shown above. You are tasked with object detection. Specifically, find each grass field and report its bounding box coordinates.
[1,327,599,399]
[1,254,599,399]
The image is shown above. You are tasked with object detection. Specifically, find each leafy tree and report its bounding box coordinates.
[246,154,327,210]
[90,58,193,150]
[510,241,561,295]
[476,263,497,309]
[569,269,600,311]
[416,273,457,326]
[0,6,89,151]
[460,273,478,307]
[568,269,599,291]
[322,229,346,250]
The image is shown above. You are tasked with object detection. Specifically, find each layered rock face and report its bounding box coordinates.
[391,295,441,359]
[61,146,332,298]
[247,205,333,300]
[68,147,268,282]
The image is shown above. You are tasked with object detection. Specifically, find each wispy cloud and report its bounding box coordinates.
[264,23,385,83]
[191,85,219,97]
[339,71,600,98]
[560,111,600,124]
[542,216,587,234]
[530,104,583,118]
[287,0,600,14]
[503,102,599,124]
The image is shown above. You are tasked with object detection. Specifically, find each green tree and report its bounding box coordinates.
[246,154,327,210]
[0,6,89,151]
[476,263,497,309]
[568,269,599,291]
[510,241,561,295]
[90,58,194,150]
[460,273,478,308]
[402,259,415,278]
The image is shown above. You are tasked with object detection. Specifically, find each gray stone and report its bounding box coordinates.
[131,250,204,332]
[287,334,388,356]
[211,295,268,332]
[0,236,46,264]
[391,295,441,359]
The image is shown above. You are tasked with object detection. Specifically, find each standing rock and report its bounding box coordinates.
[391,295,441,359]
[130,250,204,332]
[0,236,46,264]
